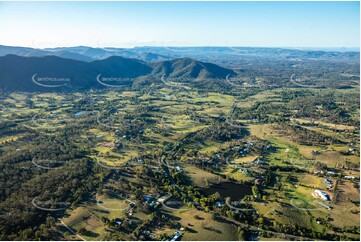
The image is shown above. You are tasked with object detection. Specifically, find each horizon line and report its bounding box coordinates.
[1,44,360,52]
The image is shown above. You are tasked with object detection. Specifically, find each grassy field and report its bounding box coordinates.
[0,134,22,144]
[329,180,360,228]
[61,191,152,241]
[171,208,238,241]
[291,118,356,131]
[183,165,224,187]
[248,123,359,168]
[62,206,106,241]
[296,174,327,189]
[221,166,254,182]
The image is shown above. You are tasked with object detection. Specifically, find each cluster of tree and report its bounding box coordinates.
[276,123,344,146]
[0,122,111,240]
[194,120,248,142]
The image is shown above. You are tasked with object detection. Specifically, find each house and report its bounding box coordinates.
[115,218,122,225]
[149,201,159,207]
[143,196,155,202]
[318,202,332,210]
[323,178,333,188]
[175,166,182,172]
[215,201,224,207]
[254,158,265,165]
[141,230,156,239]
[171,232,182,241]
[245,141,254,146]
[314,189,330,201]
[239,168,250,174]
[314,169,325,175]
[326,171,336,176]
[255,178,263,185]
[74,111,93,118]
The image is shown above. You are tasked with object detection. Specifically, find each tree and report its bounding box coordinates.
[78,228,87,235]
[46,216,56,227]
[238,228,246,240]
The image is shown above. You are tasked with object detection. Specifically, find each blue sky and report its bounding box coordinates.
[0,1,359,48]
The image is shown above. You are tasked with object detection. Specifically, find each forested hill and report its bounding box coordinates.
[0,55,234,91]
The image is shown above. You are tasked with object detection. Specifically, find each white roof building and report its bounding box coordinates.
[315,189,330,201]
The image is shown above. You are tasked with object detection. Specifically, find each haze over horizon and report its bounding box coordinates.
[1,44,360,53]
[0,1,359,49]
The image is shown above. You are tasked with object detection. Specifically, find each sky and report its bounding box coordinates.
[0,1,359,48]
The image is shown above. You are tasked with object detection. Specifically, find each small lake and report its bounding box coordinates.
[202,182,252,200]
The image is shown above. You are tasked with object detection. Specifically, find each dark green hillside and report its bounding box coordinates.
[150,58,235,79]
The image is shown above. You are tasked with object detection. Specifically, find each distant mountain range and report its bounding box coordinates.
[0,45,174,62]
[0,54,235,91]
[0,45,359,63]
[0,44,359,92]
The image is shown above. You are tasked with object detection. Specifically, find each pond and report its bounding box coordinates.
[202,182,252,201]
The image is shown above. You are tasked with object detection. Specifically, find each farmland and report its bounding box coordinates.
[0,82,359,241]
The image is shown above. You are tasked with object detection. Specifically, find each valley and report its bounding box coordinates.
[0,76,359,240]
